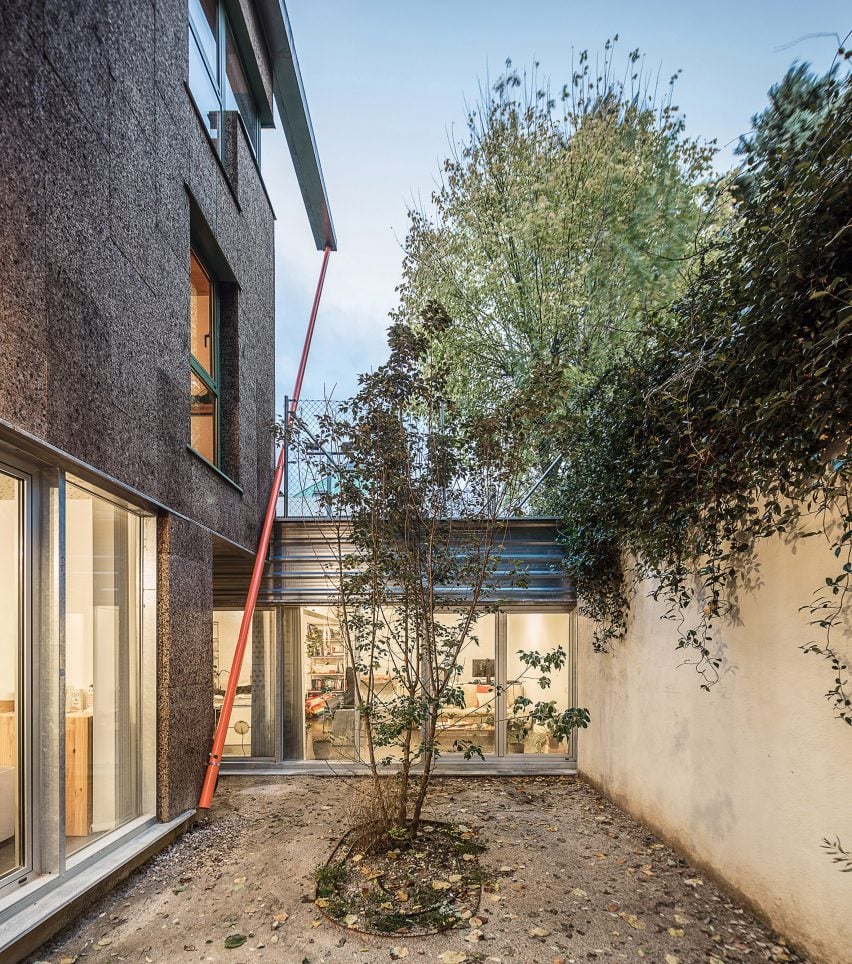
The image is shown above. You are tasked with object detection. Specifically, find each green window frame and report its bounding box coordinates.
[187,0,261,163]
[189,249,220,466]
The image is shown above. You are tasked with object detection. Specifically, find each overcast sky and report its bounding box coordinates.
[260,1,850,411]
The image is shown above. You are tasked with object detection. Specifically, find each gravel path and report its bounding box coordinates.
[29,775,807,964]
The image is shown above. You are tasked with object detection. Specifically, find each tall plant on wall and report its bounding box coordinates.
[287,304,589,842]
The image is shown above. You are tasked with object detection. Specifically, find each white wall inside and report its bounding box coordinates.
[577,530,852,963]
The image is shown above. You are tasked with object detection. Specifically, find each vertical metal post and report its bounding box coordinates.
[282,395,290,519]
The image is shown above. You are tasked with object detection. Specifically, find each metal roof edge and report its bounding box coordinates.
[255,0,337,251]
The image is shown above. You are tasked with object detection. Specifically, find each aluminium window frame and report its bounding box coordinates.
[188,0,261,164]
[189,249,221,468]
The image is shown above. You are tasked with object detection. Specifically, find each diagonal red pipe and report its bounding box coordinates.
[198,244,331,811]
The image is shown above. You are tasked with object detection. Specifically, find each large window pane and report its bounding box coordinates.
[189,0,218,74]
[0,470,23,880]
[190,369,217,462]
[190,252,214,377]
[188,32,220,150]
[65,483,142,855]
[214,610,276,758]
[301,607,355,761]
[434,612,496,756]
[506,612,572,756]
[224,23,259,155]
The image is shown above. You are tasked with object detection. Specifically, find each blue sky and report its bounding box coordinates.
[261,1,850,410]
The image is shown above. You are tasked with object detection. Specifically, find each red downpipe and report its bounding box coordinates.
[198,244,331,811]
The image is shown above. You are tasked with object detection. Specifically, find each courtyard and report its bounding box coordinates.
[31,776,804,964]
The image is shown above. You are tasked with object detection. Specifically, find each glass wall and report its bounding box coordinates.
[213,609,276,758]
[65,482,144,855]
[272,607,573,764]
[433,612,497,755]
[506,612,572,756]
[0,467,24,882]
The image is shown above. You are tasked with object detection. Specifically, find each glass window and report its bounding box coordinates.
[214,610,276,758]
[0,469,24,881]
[225,23,259,154]
[189,0,217,72]
[65,482,144,855]
[434,612,497,756]
[187,0,260,161]
[188,34,220,150]
[189,250,219,465]
[506,612,572,755]
[190,252,214,377]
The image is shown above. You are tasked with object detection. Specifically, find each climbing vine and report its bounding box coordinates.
[538,63,852,720]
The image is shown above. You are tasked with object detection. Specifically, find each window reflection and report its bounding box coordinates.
[190,369,217,463]
[188,36,220,148]
[225,23,259,154]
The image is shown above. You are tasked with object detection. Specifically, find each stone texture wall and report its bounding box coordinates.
[0,0,277,818]
[577,529,852,963]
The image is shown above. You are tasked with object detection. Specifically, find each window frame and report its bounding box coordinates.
[188,0,261,163]
[189,249,221,467]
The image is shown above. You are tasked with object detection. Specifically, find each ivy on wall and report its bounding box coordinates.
[540,63,851,721]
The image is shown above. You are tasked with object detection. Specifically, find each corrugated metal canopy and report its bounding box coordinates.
[213,518,575,608]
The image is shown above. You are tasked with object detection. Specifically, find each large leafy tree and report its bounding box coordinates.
[396,42,716,415]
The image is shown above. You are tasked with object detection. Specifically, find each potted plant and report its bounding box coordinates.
[507,716,528,753]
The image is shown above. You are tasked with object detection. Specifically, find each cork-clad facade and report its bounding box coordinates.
[0,0,334,957]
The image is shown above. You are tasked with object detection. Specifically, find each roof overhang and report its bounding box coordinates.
[255,0,337,251]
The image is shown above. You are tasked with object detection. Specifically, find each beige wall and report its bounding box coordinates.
[577,530,852,964]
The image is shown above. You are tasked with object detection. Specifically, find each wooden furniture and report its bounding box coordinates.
[65,712,93,837]
[0,709,93,837]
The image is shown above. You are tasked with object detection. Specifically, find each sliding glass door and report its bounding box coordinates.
[0,464,28,889]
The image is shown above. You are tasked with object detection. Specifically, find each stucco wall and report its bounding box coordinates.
[577,531,852,963]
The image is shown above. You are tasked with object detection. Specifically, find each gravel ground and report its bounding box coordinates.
[29,775,807,964]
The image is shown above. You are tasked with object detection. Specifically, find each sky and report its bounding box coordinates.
[260,1,850,411]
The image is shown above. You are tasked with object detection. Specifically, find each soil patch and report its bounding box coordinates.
[316,820,483,935]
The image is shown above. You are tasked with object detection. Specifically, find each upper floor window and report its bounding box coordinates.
[188,0,260,163]
[190,250,219,464]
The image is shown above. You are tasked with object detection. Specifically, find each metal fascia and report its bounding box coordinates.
[255,0,337,251]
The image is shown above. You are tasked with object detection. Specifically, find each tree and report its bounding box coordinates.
[288,307,589,841]
[396,42,716,423]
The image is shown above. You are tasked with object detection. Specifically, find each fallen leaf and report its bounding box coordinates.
[390,948,409,960]
[96,939,112,947]
[469,916,483,927]
[395,890,409,902]
[343,913,359,927]
[448,873,462,883]
[224,934,247,949]
[438,954,467,964]
[529,926,551,938]
[618,912,646,930]
[572,888,588,898]
[673,914,690,925]
[684,877,704,886]
[462,853,476,862]
[665,956,680,964]
[233,876,247,885]
[668,928,685,938]
[271,911,289,929]
[314,897,330,908]
[463,929,483,943]
[431,880,451,890]
[606,902,619,912]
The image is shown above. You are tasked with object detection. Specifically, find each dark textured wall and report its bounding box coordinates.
[0,0,278,818]
[0,0,276,550]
